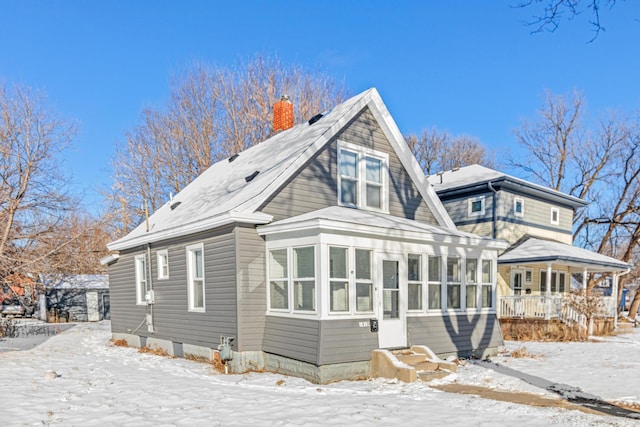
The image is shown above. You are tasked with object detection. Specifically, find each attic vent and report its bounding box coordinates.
[245,171,260,182]
[308,113,323,125]
[170,201,182,210]
[228,153,239,162]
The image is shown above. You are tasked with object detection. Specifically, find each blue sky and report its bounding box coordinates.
[1,1,639,213]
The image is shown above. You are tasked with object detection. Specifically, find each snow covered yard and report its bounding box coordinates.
[1,322,639,426]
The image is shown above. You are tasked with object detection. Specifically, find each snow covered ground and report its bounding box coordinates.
[1,321,639,426]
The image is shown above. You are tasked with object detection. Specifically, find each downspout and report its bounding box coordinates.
[146,244,155,334]
[487,181,498,240]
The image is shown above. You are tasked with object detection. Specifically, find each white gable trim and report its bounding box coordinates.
[360,90,456,230]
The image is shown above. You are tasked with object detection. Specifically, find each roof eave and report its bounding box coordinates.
[107,211,273,251]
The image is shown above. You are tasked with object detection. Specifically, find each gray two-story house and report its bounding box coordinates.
[104,89,507,383]
[429,165,629,329]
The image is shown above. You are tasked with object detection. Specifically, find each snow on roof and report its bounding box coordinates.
[427,165,586,207]
[109,88,455,251]
[40,274,109,289]
[498,237,629,271]
[259,206,508,249]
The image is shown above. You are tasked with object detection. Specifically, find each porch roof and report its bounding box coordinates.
[498,237,629,272]
[258,206,509,249]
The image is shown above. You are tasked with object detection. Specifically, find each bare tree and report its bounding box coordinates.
[407,127,494,175]
[513,89,640,316]
[108,55,349,234]
[0,84,78,283]
[515,0,620,41]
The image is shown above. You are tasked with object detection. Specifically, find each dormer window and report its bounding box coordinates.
[468,196,485,217]
[338,141,388,211]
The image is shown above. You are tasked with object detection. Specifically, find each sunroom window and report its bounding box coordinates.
[428,255,442,310]
[481,260,493,308]
[269,249,288,310]
[329,247,349,312]
[355,249,373,313]
[408,254,422,310]
[293,247,315,311]
[466,258,478,309]
[447,257,461,309]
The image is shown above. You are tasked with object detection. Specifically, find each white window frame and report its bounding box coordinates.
[550,207,560,225]
[337,140,389,212]
[427,255,442,310]
[267,245,318,315]
[446,257,462,309]
[465,258,479,309]
[329,246,350,313]
[157,249,169,280]
[514,197,524,217]
[407,253,423,311]
[186,243,205,312]
[468,196,485,217]
[134,254,147,305]
[354,248,374,314]
[481,259,494,309]
[540,269,567,294]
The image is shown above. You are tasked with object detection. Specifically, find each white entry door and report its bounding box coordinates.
[377,254,407,348]
[86,291,99,322]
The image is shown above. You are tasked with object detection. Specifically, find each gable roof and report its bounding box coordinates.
[498,236,629,272]
[428,165,587,208]
[108,88,455,251]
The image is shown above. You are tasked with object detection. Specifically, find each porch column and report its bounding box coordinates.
[582,268,588,295]
[613,273,619,330]
[545,263,552,320]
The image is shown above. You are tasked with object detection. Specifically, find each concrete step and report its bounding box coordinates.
[371,346,456,383]
[396,354,428,365]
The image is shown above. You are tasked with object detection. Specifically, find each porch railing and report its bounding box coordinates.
[498,295,588,329]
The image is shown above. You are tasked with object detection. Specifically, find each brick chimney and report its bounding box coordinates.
[273,94,294,132]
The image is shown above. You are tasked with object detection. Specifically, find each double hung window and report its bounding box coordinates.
[269,246,316,312]
[338,142,388,211]
[187,244,205,311]
[466,258,478,309]
[329,247,349,312]
[447,257,461,309]
[428,256,442,310]
[408,254,422,310]
[355,249,373,313]
[134,254,147,305]
[481,260,493,308]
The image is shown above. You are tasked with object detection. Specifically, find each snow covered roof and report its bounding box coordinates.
[40,274,109,289]
[259,206,508,250]
[498,237,629,272]
[428,165,587,208]
[108,88,454,251]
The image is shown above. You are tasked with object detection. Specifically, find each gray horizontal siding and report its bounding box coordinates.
[318,319,379,365]
[407,314,503,357]
[440,192,494,224]
[109,226,238,350]
[263,316,320,365]
[235,225,267,351]
[260,107,438,225]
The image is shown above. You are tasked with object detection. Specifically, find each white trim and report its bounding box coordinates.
[550,207,560,225]
[157,249,169,280]
[514,197,524,217]
[337,140,389,213]
[258,214,508,250]
[99,254,120,265]
[186,243,205,313]
[134,254,147,306]
[108,211,272,251]
[468,196,485,217]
